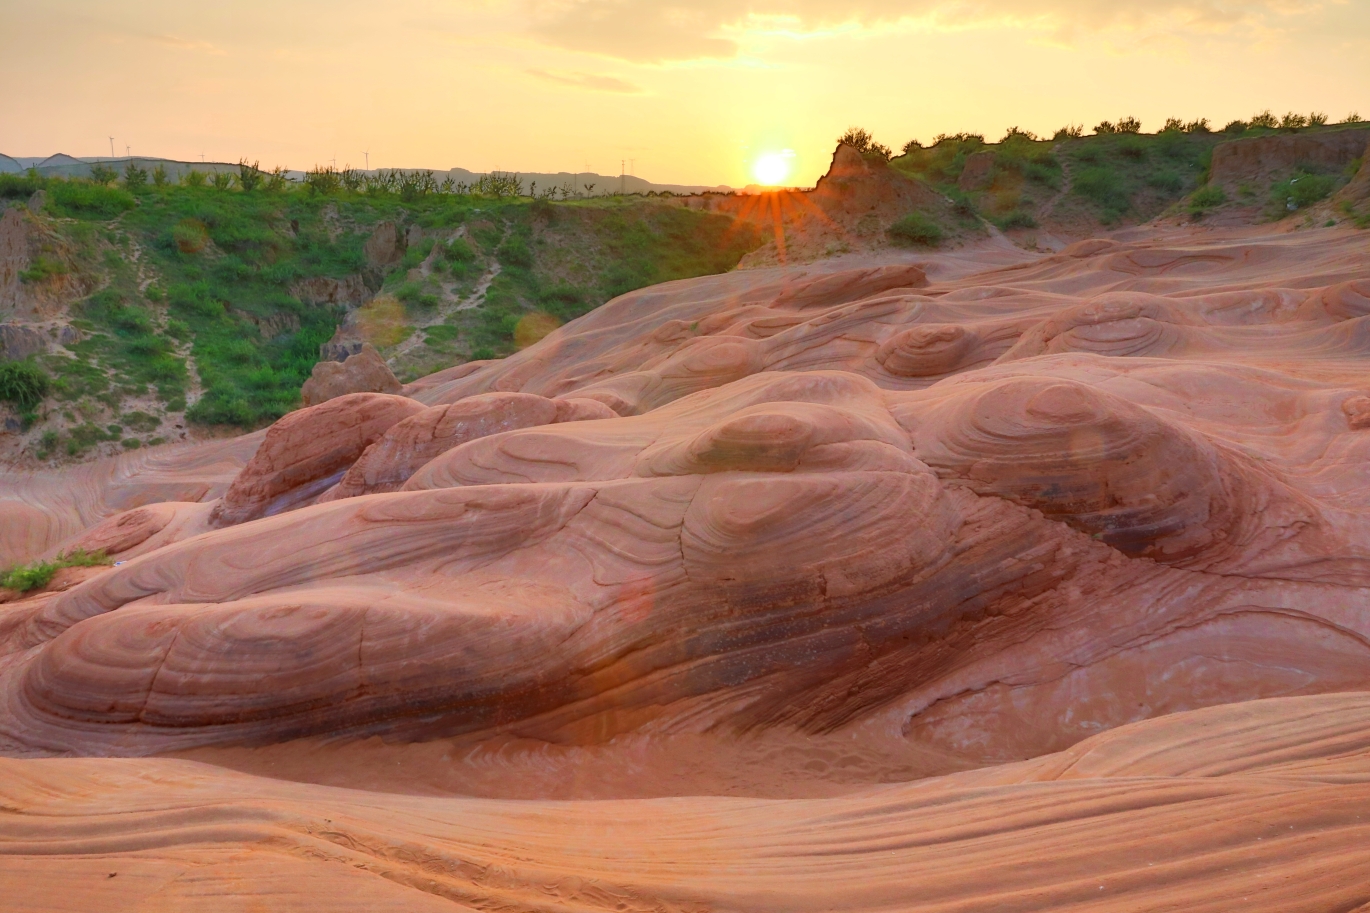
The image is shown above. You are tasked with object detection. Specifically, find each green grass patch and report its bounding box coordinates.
[1189,185,1228,217]
[888,211,945,246]
[1272,170,1340,214]
[1073,166,1131,222]
[0,360,50,412]
[1,549,111,593]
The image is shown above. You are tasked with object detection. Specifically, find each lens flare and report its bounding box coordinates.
[753,151,794,186]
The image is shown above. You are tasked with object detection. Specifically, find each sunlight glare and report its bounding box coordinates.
[753,150,794,186]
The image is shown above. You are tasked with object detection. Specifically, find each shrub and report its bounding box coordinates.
[304,166,341,195]
[0,549,111,593]
[1147,171,1184,193]
[887,211,944,247]
[1189,185,1227,216]
[152,165,169,188]
[123,162,148,191]
[994,211,1038,230]
[1117,117,1142,134]
[1223,120,1247,134]
[1117,137,1148,160]
[211,171,234,191]
[1309,112,1329,126]
[0,360,50,410]
[1162,118,1185,133]
[1074,166,1131,222]
[0,174,42,200]
[1273,171,1338,211]
[182,170,207,188]
[1249,110,1279,129]
[89,164,118,185]
[47,180,136,219]
[1185,118,1211,134]
[172,219,209,254]
[423,324,460,346]
[498,236,534,269]
[395,281,440,309]
[237,159,264,192]
[838,127,892,161]
[19,253,67,284]
[1280,112,1309,130]
[1053,124,1084,140]
[121,410,160,432]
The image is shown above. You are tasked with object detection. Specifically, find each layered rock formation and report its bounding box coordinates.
[3,222,1370,909]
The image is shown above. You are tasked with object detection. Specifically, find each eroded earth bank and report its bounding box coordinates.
[3,221,1370,910]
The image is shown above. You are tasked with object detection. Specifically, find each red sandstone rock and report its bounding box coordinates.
[320,392,560,500]
[5,225,1370,912]
[208,392,425,527]
[300,344,402,406]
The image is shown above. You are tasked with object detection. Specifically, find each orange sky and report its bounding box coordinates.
[1,0,1367,187]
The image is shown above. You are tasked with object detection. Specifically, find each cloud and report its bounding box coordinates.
[525,68,644,92]
[138,33,227,55]
[526,0,1331,61]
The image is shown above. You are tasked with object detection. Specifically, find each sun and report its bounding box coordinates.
[753,150,794,187]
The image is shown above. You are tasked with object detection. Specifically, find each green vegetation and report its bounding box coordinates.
[0,549,111,593]
[1272,169,1339,213]
[1061,130,1218,224]
[882,110,1367,232]
[1189,185,1228,217]
[9,166,762,442]
[888,211,944,246]
[19,253,67,283]
[0,360,49,416]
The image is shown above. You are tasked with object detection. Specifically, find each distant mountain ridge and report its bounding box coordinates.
[0,155,732,194]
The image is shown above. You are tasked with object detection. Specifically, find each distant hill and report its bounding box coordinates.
[1,155,732,195]
[444,168,729,196]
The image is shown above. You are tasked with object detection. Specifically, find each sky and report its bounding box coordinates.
[1,0,1367,188]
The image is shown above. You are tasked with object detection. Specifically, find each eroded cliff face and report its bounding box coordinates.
[1208,125,1370,188]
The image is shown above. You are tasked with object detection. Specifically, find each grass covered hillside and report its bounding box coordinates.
[886,111,1370,236]
[0,166,759,462]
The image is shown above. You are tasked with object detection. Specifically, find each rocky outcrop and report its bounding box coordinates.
[0,207,31,320]
[300,344,401,406]
[0,322,46,360]
[809,144,945,228]
[1331,136,1370,209]
[291,274,372,308]
[320,392,561,500]
[1209,126,1370,187]
[319,326,365,362]
[363,221,404,267]
[701,144,951,267]
[956,150,996,190]
[318,392,617,502]
[208,392,425,527]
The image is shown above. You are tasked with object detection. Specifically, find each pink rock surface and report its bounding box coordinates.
[208,392,424,527]
[5,223,1370,910]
